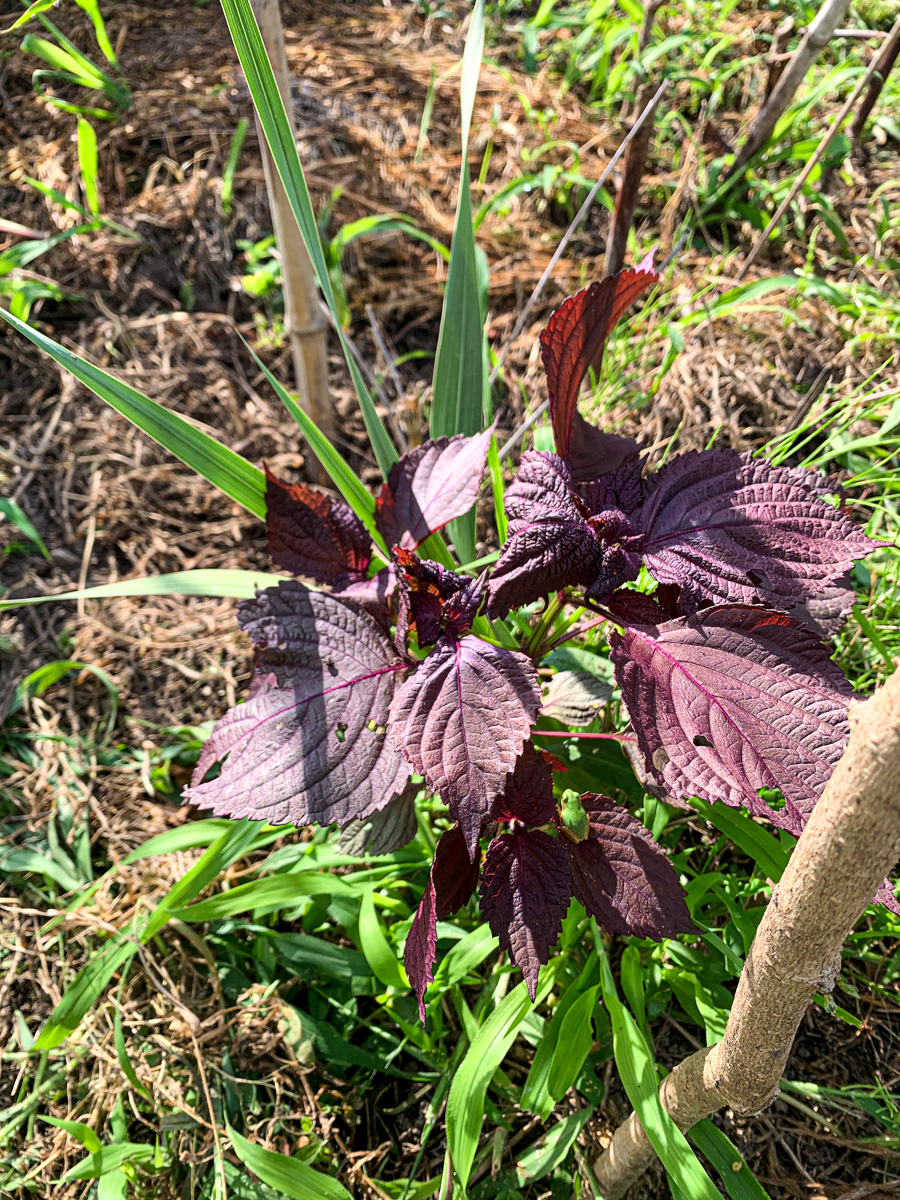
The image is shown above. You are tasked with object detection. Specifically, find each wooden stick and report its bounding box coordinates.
[593,667,900,1200]
[249,0,334,483]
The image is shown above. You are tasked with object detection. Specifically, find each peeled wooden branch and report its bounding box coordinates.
[594,666,900,1200]
[249,0,334,482]
[723,0,852,186]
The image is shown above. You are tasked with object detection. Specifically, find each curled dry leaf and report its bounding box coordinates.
[540,670,613,726]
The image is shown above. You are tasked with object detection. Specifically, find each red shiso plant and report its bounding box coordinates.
[186,258,889,1018]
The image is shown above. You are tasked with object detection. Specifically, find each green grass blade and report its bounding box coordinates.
[691,798,791,882]
[76,117,100,215]
[222,117,248,215]
[171,873,355,920]
[244,338,385,548]
[0,497,51,560]
[0,569,286,611]
[0,309,266,518]
[599,952,725,1200]
[446,980,533,1192]
[219,0,397,478]
[1,0,57,35]
[358,888,407,990]
[430,0,486,563]
[689,1120,773,1200]
[35,937,137,1050]
[227,1123,353,1200]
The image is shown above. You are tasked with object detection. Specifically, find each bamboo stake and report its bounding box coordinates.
[249,0,333,483]
[736,19,900,282]
[593,666,900,1200]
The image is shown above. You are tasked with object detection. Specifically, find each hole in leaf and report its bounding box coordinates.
[693,735,713,748]
[336,722,348,743]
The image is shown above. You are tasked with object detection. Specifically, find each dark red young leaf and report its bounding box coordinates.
[636,449,879,611]
[540,259,659,463]
[491,742,556,826]
[480,828,573,998]
[405,825,479,1019]
[560,794,695,939]
[393,549,472,654]
[389,635,541,855]
[611,605,854,834]
[265,466,371,584]
[432,823,481,918]
[568,414,640,485]
[486,452,603,618]
[375,430,492,550]
[405,877,437,1021]
[186,584,410,827]
[581,460,646,515]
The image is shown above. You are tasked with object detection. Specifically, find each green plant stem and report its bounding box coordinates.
[527,591,569,660]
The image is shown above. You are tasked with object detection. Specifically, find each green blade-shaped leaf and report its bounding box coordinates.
[599,952,725,1200]
[35,937,137,1050]
[690,1120,773,1200]
[0,569,286,611]
[219,0,397,478]
[0,309,266,518]
[227,1123,353,1200]
[430,0,486,563]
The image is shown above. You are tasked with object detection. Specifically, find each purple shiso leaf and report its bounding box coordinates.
[487,451,643,617]
[405,825,479,1019]
[611,604,853,834]
[389,635,541,856]
[873,879,900,916]
[560,794,695,939]
[491,742,557,827]
[540,260,659,469]
[480,828,573,999]
[636,449,880,611]
[581,460,646,516]
[568,412,640,485]
[265,466,371,584]
[186,584,410,827]
[334,564,397,629]
[784,576,856,639]
[375,430,492,551]
[338,779,420,857]
[486,452,603,618]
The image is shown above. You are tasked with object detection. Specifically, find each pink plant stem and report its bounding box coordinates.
[541,613,609,656]
[532,730,638,744]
